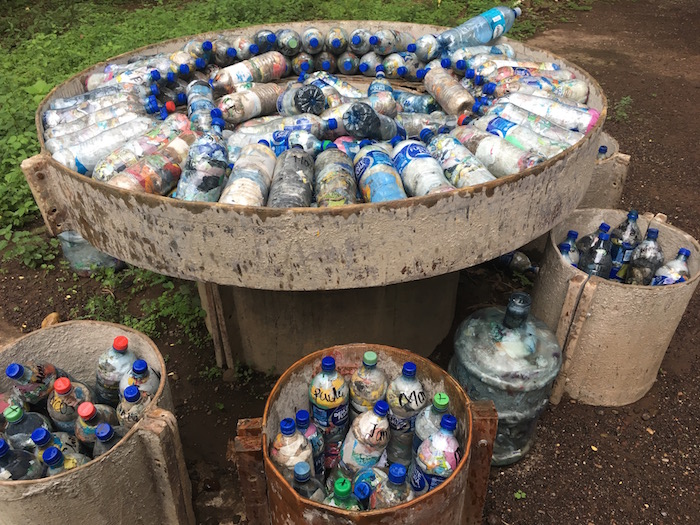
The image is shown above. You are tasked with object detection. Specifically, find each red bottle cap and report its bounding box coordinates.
[77,402,96,420]
[113,336,128,352]
[165,101,176,113]
[54,377,72,395]
[457,114,469,126]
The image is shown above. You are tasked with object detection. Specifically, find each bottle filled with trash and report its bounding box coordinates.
[74,402,119,452]
[3,406,53,452]
[386,362,427,466]
[626,228,665,286]
[47,377,93,433]
[354,142,408,203]
[408,414,461,496]
[579,232,613,278]
[651,248,691,286]
[42,446,90,477]
[295,409,325,482]
[338,400,391,477]
[374,463,414,509]
[93,423,128,457]
[119,359,161,398]
[292,461,326,502]
[4,362,61,407]
[117,385,152,429]
[270,417,315,482]
[323,477,361,510]
[390,136,454,197]
[267,147,315,208]
[609,210,642,281]
[0,438,45,480]
[413,392,450,455]
[349,351,388,421]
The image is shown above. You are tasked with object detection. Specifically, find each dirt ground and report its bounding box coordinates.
[1,0,699,523]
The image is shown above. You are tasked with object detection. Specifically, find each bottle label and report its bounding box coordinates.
[412,432,425,454]
[311,402,349,430]
[409,463,447,493]
[481,8,507,39]
[651,274,685,286]
[486,116,517,138]
[354,150,393,181]
[392,143,432,174]
[387,411,418,434]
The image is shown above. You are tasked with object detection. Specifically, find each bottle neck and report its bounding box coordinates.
[503,305,529,329]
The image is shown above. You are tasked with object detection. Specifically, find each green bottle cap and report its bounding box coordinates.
[3,405,24,423]
[362,351,378,367]
[433,392,450,411]
[334,477,352,498]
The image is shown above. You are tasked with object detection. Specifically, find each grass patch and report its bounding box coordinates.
[612,95,633,122]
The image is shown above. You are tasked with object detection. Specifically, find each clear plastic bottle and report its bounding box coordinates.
[323,477,361,510]
[485,103,583,146]
[268,147,315,208]
[339,400,391,476]
[75,402,119,452]
[211,35,237,67]
[576,222,611,255]
[119,360,161,399]
[374,463,414,509]
[30,428,80,462]
[44,100,146,141]
[579,232,613,278]
[301,27,325,55]
[0,438,45,480]
[309,71,365,99]
[45,112,145,155]
[95,335,138,406]
[651,248,691,286]
[47,377,93,433]
[609,210,643,280]
[291,52,314,75]
[4,362,60,407]
[313,147,359,207]
[338,51,360,75]
[182,39,213,63]
[295,409,325,482]
[558,242,577,267]
[437,7,521,51]
[370,30,416,56]
[343,103,403,141]
[3,406,53,452]
[413,393,450,455]
[349,28,372,55]
[409,415,461,496]
[326,27,349,55]
[212,51,287,93]
[626,228,665,286]
[424,66,475,116]
[218,83,282,124]
[382,53,408,79]
[608,241,633,280]
[292,461,326,502]
[309,356,350,470]
[354,481,372,510]
[230,35,259,61]
[49,85,124,111]
[469,114,569,158]
[43,92,137,129]
[270,417,315,482]
[277,82,326,116]
[484,76,589,105]
[367,65,393,96]
[359,52,383,77]
[450,126,545,177]
[560,230,580,266]
[253,29,277,54]
[93,423,128,457]
[314,51,337,74]
[390,137,454,197]
[423,130,495,188]
[386,362,428,466]
[334,137,372,160]
[175,113,228,202]
[349,351,388,421]
[219,144,276,207]
[353,142,408,203]
[116,385,151,429]
[414,34,440,63]
[42,446,90,476]
[396,112,457,139]
[494,92,600,134]
[275,29,302,57]
[393,91,439,114]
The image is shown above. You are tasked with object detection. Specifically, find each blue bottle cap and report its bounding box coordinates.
[628,210,638,220]
[388,463,407,484]
[440,414,457,431]
[679,248,691,257]
[179,64,190,76]
[483,83,496,95]
[176,93,187,105]
[301,62,310,71]
[416,69,426,80]
[95,423,114,442]
[202,41,213,52]
[132,359,148,375]
[598,145,608,155]
[5,363,23,380]
[150,69,161,82]
[402,362,417,377]
[195,57,206,70]
[226,47,237,58]
[291,144,304,150]
[211,108,223,119]
[397,66,407,76]
[321,356,336,371]
[407,43,417,53]
[309,37,320,48]
[373,399,389,417]
[0,439,9,457]
[471,101,482,114]
[352,35,361,45]
[212,117,226,129]
[280,417,296,436]
[478,96,490,105]
[258,139,270,147]
[228,163,235,170]
[354,481,371,501]
[295,409,310,429]
[294,461,311,482]
[646,228,659,240]
[158,106,169,121]
[42,447,62,466]
[250,44,260,55]
[437,126,450,134]
[369,35,379,45]
[332,38,341,48]
[567,230,579,239]
[322,60,331,71]
[455,59,466,71]
[359,139,372,147]
[343,60,353,71]
[327,118,338,130]
[390,135,402,147]
[465,68,475,79]
[559,242,571,252]
[297,73,306,83]
[599,222,611,233]
[622,242,633,250]
[31,427,52,446]
[325,142,338,149]
[599,232,610,241]
[440,58,451,68]
[149,83,160,97]
[419,128,435,143]
[144,97,159,114]
[475,75,485,85]
[166,71,176,84]
[123,385,141,403]
[358,62,369,73]
[267,33,277,43]
[209,79,215,88]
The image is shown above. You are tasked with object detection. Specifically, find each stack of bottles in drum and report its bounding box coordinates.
[269,352,465,510]
[44,5,603,207]
[558,210,692,285]
[0,335,159,480]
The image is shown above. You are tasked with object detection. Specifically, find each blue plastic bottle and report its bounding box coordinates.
[438,6,522,51]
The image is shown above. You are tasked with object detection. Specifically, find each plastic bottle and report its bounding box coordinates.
[576,222,611,255]
[382,53,408,79]
[267,147,315,208]
[374,463,414,509]
[30,428,80,462]
[484,77,589,105]
[43,92,139,129]
[314,51,337,74]
[390,136,454,196]
[651,248,691,286]
[354,142,408,203]
[292,461,326,502]
[396,112,457,139]
[359,52,383,77]
[424,66,475,116]
[333,137,372,160]
[393,91,439,114]
[301,27,325,55]
[4,362,60,407]
[75,402,119,452]
[469,114,569,158]
[343,103,403,141]
[175,113,228,203]
[309,71,365,99]
[116,385,151,429]
[438,6,521,51]
[338,51,360,74]
[186,79,216,129]
[370,30,416,56]
[386,362,428,466]
[217,83,282,124]
[626,228,665,286]
[353,466,389,503]
[49,85,124,111]
[211,35,237,67]
[607,241,633,280]
[95,335,138,406]
[597,145,608,160]
[609,210,643,279]
[92,423,128,457]
[484,103,583,146]
[309,356,350,470]
[235,113,330,139]
[409,414,461,496]
[275,28,301,56]
[325,27,349,55]
[229,35,259,61]
[119,359,161,399]
[558,242,577,267]
[560,230,580,265]
[219,144,276,207]
[494,92,599,133]
[313,147,359,207]
[450,126,545,177]
[422,130,495,188]
[295,409,324,482]
[349,351,388,420]
[277,82,326,116]
[42,446,90,476]
[354,481,372,510]
[578,232,613,277]
[324,477,361,510]
[44,100,147,141]
[291,52,314,75]
[415,34,440,63]
[497,251,539,274]
[413,393,451,455]
[253,29,277,54]
[449,44,517,68]
[108,131,197,194]
[183,39,213,63]
[349,28,372,55]
[47,377,93,433]
[3,406,52,452]
[367,66,393,96]
[339,400,391,476]
[45,112,146,155]
[270,418,315,482]
[212,51,287,93]
[0,438,45,480]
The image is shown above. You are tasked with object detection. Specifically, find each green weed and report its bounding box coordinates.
[612,95,633,122]
[199,365,223,381]
[0,228,59,269]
